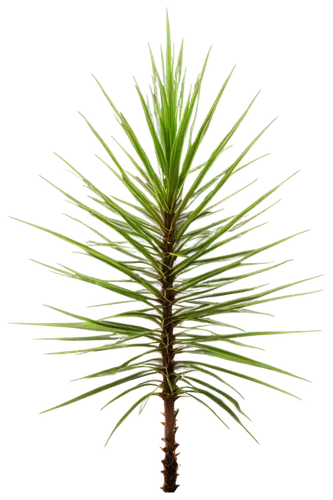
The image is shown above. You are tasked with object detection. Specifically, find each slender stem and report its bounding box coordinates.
[160,210,179,492]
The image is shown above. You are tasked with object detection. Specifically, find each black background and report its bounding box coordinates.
[1,2,330,497]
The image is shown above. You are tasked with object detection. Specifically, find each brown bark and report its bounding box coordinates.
[160,210,179,492]
[161,398,179,492]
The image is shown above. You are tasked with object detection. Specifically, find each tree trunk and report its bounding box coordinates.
[160,210,179,492]
[161,397,179,492]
